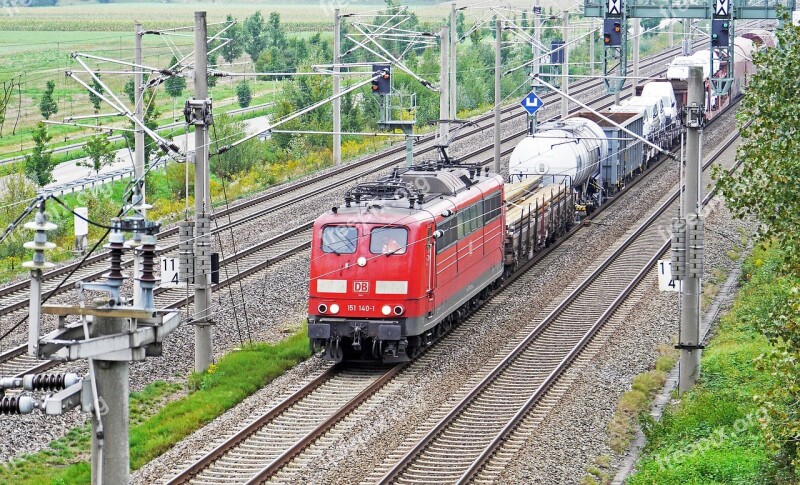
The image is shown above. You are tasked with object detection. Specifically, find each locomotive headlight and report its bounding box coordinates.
[393,305,404,315]
[381,305,392,316]
[318,303,328,314]
[330,303,340,314]
[357,256,367,267]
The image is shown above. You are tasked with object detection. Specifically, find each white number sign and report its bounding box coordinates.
[657,259,682,292]
[160,257,181,286]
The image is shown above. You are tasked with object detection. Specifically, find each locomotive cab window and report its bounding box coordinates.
[322,225,358,254]
[370,227,408,255]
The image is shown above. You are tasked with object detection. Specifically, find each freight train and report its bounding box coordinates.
[306,29,774,363]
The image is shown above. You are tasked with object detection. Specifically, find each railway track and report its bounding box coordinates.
[0,223,315,377]
[0,71,653,379]
[0,37,730,393]
[372,127,744,485]
[0,41,700,329]
[164,364,403,485]
[156,110,744,485]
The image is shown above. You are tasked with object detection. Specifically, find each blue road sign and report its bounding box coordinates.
[520,92,544,115]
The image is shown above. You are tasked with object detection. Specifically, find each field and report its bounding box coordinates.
[0,0,575,157]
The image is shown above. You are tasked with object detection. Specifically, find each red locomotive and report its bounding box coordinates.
[308,155,576,363]
[308,163,506,362]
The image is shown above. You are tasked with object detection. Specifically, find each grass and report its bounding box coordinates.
[0,124,386,284]
[605,344,679,456]
[0,328,311,484]
[627,246,789,484]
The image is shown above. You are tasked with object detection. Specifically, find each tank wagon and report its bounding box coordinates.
[307,28,776,363]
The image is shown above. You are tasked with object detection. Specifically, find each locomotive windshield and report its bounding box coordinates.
[370,227,408,255]
[322,225,358,254]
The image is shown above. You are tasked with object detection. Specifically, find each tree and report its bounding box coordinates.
[210,113,261,178]
[164,56,186,118]
[715,19,800,274]
[236,81,252,108]
[221,14,244,63]
[24,122,55,187]
[208,54,219,89]
[79,133,115,177]
[124,78,136,105]
[266,12,286,50]
[244,11,267,62]
[714,14,800,478]
[39,80,58,120]
[456,11,466,40]
[122,87,160,165]
[469,24,483,46]
[0,173,38,268]
[88,76,103,114]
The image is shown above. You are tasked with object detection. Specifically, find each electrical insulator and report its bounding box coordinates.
[23,200,57,272]
[23,373,79,392]
[670,217,686,280]
[0,396,36,415]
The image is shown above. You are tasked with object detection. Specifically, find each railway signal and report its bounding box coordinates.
[603,19,622,46]
[711,19,730,46]
[583,0,789,96]
[372,64,391,95]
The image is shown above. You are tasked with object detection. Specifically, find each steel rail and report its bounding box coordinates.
[164,89,743,485]
[0,41,694,312]
[456,123,747,483]
[376,124,744,484]
[164,364,405,485]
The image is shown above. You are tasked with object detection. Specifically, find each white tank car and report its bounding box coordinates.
[509,117,608,189]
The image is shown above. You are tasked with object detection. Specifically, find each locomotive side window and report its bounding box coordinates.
[436,217,457,254]
[370,227,408,255]
[438,193,502,254]
[483,192,501,223]
[322,225,358,254]
[472,201,483,233]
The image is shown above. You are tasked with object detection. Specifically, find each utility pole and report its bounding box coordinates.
[439,27,450,145]
[632,18,640,96]
[333,9,341,165]
[449,3,457,122]
[669,20,674,47]
[530,1,542,135]
[133,22,145,306]
[678,65,704,394]
[561,11,569,118]
[134,23,145,204]
[193,11,213,373]
[91,314,130,485]
[682,19,691,55]
[590,18,595,75]
[494,19,502,174]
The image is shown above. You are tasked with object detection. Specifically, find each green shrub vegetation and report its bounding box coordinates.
[629,245,799,484]
[713,13,800,479]
[606,345,677,456]
[0,329,310,485]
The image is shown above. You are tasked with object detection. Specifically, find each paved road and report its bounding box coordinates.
[41,111,272,194]
[172,114,271,153]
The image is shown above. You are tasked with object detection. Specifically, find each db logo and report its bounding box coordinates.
[353,281,369,293]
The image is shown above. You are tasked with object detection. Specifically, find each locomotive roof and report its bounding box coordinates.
[317,165,502,226]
